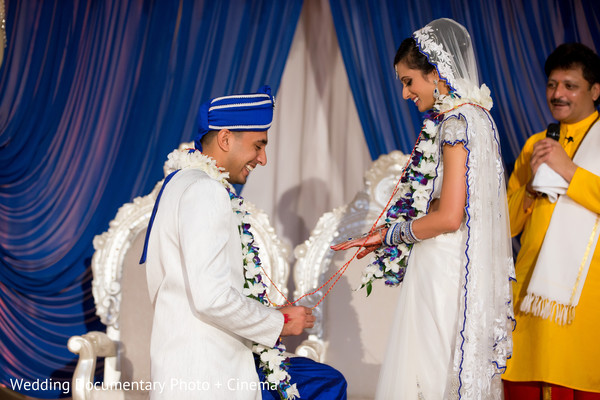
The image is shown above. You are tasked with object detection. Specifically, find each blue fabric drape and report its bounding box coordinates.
[329,0,600,170]
[0,0,302,398]
[255,355,348,400]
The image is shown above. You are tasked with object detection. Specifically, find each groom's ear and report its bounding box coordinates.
[216,129,233,152]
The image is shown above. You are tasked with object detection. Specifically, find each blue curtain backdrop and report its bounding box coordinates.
[329,0,600,170]
[0,0,302,398]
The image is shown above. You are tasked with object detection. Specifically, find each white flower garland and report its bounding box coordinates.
[360,89,492,294]
[164,148,232,188]
[165,148,298,399]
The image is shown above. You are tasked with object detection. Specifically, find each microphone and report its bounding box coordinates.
[546,123,560,141]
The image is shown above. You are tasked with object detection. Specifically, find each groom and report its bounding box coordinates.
[143,86,347,399]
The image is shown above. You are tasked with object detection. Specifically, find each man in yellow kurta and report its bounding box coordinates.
[503,43,600,398]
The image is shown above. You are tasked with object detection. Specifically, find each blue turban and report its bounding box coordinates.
[195,85,275,151]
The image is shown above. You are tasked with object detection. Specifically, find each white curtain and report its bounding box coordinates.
[243,0,372,251]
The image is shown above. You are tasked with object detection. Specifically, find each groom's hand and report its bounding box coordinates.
[278,306,315,336]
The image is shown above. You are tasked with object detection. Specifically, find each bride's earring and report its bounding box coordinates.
[433,79,440,100]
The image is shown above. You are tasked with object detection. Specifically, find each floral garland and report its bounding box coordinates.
[360,89,492,295]
[165,149,298,400]
[229,190,299,400]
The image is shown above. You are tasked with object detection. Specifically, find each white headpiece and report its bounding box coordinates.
[413,18,485,104]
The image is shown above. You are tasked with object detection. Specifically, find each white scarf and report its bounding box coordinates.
[521,119,600,324]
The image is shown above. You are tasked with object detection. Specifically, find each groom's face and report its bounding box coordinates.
[225,130,269,185]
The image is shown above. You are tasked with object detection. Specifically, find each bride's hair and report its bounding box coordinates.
[393,37,435,75]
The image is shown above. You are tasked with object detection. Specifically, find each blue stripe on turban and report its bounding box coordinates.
[195,85,275,151]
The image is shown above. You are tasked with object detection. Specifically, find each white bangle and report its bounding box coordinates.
[384,221,421,245]
[399,220,421,244]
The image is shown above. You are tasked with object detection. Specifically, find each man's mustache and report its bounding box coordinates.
[551,99,569,106]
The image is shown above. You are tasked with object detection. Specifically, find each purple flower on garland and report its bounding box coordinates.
[387,205,400,219]
[424,109,442,122]
[384,246,399,259]
[411,150,423,166]
[385,277,400,286]
[412,171,428,185]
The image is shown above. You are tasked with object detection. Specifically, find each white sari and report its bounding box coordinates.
[377,224,466,399]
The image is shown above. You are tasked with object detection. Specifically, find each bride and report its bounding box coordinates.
[332,18,514,399]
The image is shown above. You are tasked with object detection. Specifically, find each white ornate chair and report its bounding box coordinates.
[67,144,291,400]
[293,151,409,400]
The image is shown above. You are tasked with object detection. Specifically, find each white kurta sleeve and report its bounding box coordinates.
[178,177,283,348]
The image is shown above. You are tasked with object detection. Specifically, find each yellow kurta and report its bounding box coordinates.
[503,111,600,392]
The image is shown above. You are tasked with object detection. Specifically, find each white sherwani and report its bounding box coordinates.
[146,168,283,399]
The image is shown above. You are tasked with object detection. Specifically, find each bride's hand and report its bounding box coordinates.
[331,227,387,259]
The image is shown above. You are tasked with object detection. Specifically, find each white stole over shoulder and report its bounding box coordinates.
[520,119,600,325]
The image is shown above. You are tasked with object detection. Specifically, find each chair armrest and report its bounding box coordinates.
[67,331,117,400]
[293,334,325,362]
